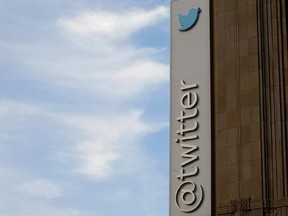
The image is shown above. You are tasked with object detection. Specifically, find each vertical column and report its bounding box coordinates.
[170,0,211,216]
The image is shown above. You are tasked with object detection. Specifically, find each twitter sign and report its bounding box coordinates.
[170,0,211,216]
[178,8,201,31]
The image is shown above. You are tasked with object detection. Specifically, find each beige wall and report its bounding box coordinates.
[213,0,288,215]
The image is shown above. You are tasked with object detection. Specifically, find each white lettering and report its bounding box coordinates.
[175,80,203,213]
[176,121,198,135]
[180,144,199,167]
[177,167,198,180]
[176,110,198,122]
[181,91,198,109]
[180,80,198,91]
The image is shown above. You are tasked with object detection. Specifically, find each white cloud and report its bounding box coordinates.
[48,59,169,100]
[0,167,79,216]
[94,60,169,97]
[22,55,169,100]
[73,141,120,179]
[0,3,169,215]
[0,100,167,181]
[0,99,39,119]
[55,110,166,180]
[57,6,169,39]
[1,201,82,216]
[19,179,62,199]
[19,204,81,216]
[0,6,169,101]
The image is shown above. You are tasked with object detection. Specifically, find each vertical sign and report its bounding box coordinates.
[170,0,211,216]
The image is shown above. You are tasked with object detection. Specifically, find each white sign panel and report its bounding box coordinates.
[170,0,211,215]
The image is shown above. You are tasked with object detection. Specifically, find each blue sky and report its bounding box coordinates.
[0,0,170,215]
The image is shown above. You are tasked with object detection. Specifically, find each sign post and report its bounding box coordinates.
[170,0,211,215]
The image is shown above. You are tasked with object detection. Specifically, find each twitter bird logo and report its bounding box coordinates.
[178,7,201,32]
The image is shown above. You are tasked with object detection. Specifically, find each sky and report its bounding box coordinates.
[0,0,170,216]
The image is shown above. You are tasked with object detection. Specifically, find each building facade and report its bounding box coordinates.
[213,0,288,215]
[170,0,288,215]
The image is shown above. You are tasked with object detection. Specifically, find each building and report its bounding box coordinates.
[170,0,288,215]
[213,0,288,215]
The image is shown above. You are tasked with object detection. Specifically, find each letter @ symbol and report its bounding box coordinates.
[175,181,204,212]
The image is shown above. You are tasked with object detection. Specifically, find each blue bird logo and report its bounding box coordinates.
[178,7,201,32]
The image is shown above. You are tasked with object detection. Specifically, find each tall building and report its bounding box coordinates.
[213,0,288,215]
[170,0,288,215]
